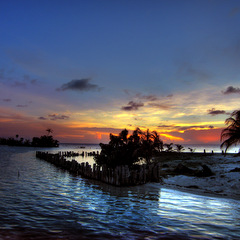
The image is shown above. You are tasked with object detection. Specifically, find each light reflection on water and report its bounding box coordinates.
[0,145,239,239]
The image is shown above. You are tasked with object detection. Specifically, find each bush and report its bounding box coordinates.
[94,128,163,168]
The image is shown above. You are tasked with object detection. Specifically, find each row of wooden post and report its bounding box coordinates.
[36,151,162,186]
[58,151,99,157]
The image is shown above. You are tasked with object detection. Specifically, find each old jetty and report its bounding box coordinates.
[36,151,162,186]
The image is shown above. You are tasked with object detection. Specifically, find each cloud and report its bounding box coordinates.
[158,124,215,132]
[48,114,70,121]
[38,116,47,120]
[121,101,144,111]
[229,7,240,17]
[158,124,174,128]
[135,93,158,101]
[56,79,101,92]
[177,125,207,131]
[134,117,143,121]
[2,99,11,102]
[12,81,27,88]
[222,86,240,95]
[23,74,39,85]
[148,102,172,110]
[0,68,39,88]
[177,62,212,82]
[16,104,28,108]
[38,114,70,121]
[207,108,226,116]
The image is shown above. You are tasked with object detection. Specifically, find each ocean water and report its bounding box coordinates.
[0,144,240,239]
[184,144,239,154]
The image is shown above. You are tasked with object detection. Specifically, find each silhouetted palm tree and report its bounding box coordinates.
[221,110,240,153]
[152,131,163,153]
[175,144,184,153]
[164,143,174,152]
[95,128,164,167]
[46,128,53,136]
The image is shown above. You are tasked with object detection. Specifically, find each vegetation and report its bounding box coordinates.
[164,143,174,152]
[188,147,196,153]
[94,128,163,168]
[175,144,185,153]
[0,129,59,147]
[221,110,240,153]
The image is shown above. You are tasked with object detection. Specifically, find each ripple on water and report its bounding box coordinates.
[0,146,240,239]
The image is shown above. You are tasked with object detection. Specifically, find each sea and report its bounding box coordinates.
[0,143,239,240]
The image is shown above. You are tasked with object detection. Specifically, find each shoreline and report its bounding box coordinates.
[162,183,240,201]
[155,152,240,201]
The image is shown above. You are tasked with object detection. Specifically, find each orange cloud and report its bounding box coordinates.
[160,133,184,142]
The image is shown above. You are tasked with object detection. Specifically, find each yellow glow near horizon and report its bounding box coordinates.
[160,133,184,141]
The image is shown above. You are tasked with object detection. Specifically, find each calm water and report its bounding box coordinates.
[0,144,240,239]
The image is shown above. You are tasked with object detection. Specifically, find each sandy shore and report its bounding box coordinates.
[155,152,240,200]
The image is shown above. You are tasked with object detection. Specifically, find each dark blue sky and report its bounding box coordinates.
[0,0,240,143]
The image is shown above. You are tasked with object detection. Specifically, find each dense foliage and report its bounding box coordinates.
[0,129,59,147]
[94,128,163,168]
[221,110,240,153]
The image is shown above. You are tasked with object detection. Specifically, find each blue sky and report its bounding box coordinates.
[0,0,240,144]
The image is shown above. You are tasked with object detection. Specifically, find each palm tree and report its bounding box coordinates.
[46,128,53,136]
[175,144,184,153]
[164,143,174,152]
[152,131,163,153]
[221,110,240,153]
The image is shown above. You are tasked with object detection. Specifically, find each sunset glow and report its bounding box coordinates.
[1,0,240,145]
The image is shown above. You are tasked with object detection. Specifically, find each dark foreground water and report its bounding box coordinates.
[0,145,240,239]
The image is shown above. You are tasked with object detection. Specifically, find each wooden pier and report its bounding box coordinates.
[36,151,162,186]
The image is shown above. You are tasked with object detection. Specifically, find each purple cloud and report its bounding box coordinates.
[121,101,144,111]
[207,108,226,116]
[48,114,70,120]
[57,79,101,92]
[222,86,240,95]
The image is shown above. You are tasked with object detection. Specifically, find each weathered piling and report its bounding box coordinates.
[36,151,162,186]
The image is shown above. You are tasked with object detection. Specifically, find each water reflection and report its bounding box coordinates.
[0,146,240,239]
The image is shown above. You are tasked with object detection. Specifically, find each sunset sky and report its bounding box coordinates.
[1,0,240,144]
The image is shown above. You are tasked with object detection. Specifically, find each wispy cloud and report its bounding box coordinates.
[38,113,70,121]
[135,93,158,101]
[229,7,240,17]
[158,124,174,128]
[222,86,240,94]
[121,101,144,111]
[2,98,11,102]
[158,124,215,132]
[0,68,39,88]
[148,102,172,110]
[12,81,27,88]
[48,114,70,121]
[207,108,227,116]
[38,116,48,120]
[56,79,101,92]
[16,104,28,108]
[177,62,212,82]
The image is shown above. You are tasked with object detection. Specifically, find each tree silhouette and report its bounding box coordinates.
[152,131,164,153]
[175,144,184,152]
[221,110,240,153]
[164,143,174,152]
[46,128,53,136]
[94,128,164,167]
[0,129,59,147]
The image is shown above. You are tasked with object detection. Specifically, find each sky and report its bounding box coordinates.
[0,0,240,144]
